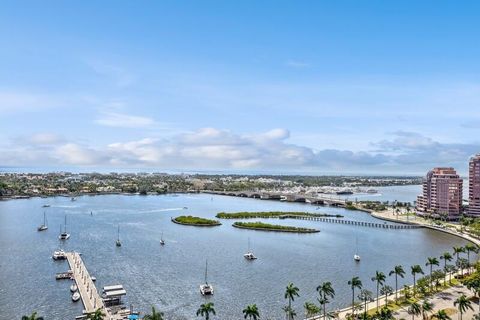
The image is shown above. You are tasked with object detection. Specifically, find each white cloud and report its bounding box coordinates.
[95,112,155,128]
[1,129,479,174]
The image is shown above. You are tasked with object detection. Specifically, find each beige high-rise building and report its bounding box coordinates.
[469,154,480,216]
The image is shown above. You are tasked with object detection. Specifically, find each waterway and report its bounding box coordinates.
[0,193,472,319]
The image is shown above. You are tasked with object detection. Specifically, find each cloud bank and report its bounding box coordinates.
[2,129,479,174]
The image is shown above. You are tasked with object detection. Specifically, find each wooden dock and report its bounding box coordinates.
[282,215,422,229]
[65,252,126,319]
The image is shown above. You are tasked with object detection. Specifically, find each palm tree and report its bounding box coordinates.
[465,244,479,268]
[21,312,44,320]
[410,265,424,297]
[358,289,373,317]
[243,304,260,320]
[303,302,319,318]
[407,301,421,320]
[380,285,393,308]
[317,281,335,319]
[453,246,466,275]
[445,265,457,285]
[284,283,300,320]
[454,294,473,320]
[371,271,386,311]
[282,306,296,320]
[431,310,452,320]
[143,306,164,320]
[86,309,105,320]
[426,257,440,292]
[389,265,405,302]
[440,252,453,285]
[421,300,433,320]
[196,302,216,320]
[348,276,363,317]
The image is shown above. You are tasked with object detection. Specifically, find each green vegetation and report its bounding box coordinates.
[143,306,164,320]
[21,312,44,320]
[172,215,221,226]
[216,211,343,219]
[232,221,319,233]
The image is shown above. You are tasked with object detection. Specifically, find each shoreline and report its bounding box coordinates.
[232,223,320,233]
[171,217,221,227]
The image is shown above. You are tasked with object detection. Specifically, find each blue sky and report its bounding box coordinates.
[1,1,480,174]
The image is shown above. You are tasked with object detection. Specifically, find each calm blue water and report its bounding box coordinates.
[0,194,472,320]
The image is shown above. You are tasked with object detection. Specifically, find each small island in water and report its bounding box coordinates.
[171,215,221,226]
[216,211,343,219]
[233,221,320,233]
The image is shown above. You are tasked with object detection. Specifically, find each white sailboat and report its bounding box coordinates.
[59,215,70,240]
[199,260,214,295]
[243,238,257,260]
[354,236,361,261]
[160,232,165,246]
[37,211,48,231]
[116,225,121,247]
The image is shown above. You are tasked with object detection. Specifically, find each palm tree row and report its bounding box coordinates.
[22,245,478,320]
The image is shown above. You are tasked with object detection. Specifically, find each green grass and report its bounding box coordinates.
[172,215,221,226]
[232,221,319,233]
[216,211,343,219]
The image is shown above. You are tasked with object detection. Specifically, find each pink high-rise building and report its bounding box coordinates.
[469,154,480,216]
[416,167,463,219]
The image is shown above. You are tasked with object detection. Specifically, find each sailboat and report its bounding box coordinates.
[199,260,214,295]
[37,212,48,231]
[160,232,165,246]
[116,225,121,247]
[354,236,361,261]
[243,238,257,260]
[59,215,70,240]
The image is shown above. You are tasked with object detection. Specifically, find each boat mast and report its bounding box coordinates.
[117,225,120,241]
[64,215,67,233]
[44,212,47,227]
[205,260,208,285]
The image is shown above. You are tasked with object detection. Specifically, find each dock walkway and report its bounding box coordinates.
[283,215,422,229]
[66,252,123,319]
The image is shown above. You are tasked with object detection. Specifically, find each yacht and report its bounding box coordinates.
[37,212,48,231]
[243,238,257,260]
[199,260,214,295]
[59,215,70,240]
[70,282,78,292]
[72,291,80,302]
[116,225,121,247]
[52,249,67,260]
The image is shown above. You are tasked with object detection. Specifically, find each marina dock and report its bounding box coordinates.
[65,252,127,319]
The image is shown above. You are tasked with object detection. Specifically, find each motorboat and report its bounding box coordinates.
[72,291,80,302]
[354,254,361,262]
[70,283,78,292]
[52,249,67,260]
[200,260,213,295]
[354,236,361,262]
[42,204,50,208]
[37,211,48,231]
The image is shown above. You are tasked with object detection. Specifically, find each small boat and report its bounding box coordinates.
[199,260,214,295]
[244,238,257,260]
[52,249,67,260]
[183,206,188,209]
[37,211,48,231]
[72,291,80,302]
[59,215,70,240]
[160,232,165,246]
[71,197,76,201]
[116,225,121,247]
[354,236,361,262]
[42,204,50,208]
[91,276,96,282]
[70,282,78,292]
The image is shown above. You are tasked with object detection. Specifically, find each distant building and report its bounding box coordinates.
[469,154,480,216]
[416,167,463,220]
